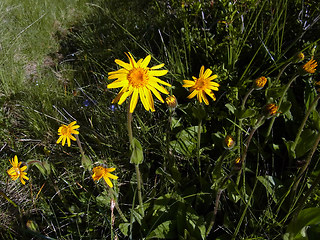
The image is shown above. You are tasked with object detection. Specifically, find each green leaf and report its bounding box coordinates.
[225,103,236,114]
[169,126,202,157]
[310,110,320,131]
[295,129,317,158]
[239,109,256,119]
[257,175,282,203]
[146,220,177,239]
[286,208,320,239]
[130,138,144,165]
[119,223,130,236]
[279,101,292,115]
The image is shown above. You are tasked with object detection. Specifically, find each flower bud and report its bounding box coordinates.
[234,157,242,170]
[165,95,178,109]
[253,76,267,90]
[263,103,279,117]
[293,52,305,63]
[223,135,235,150]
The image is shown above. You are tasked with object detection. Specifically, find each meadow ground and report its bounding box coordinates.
[1,0,320,239]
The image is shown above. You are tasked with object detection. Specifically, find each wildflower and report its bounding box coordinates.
[253,76,267,90]
[182,66,219,104]
[234,157,242,170]
[294,52,305,62]
[56,121,80,147]
[224,135,235,150]
[92,166,118,188]
[107,52,171,113]
[302,59,317,74]
[264,103,279,117]
[165,95,178,109]
[7,155,29,185]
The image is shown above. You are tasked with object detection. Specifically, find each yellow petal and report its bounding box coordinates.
[151,63,164,69]
[149,69,168,77]
[140,55,151,68]
[106,172,118,180]
[103,176,113,188]
[130,89,139,113]
[115,59,132,70]
[56,135,63,144]
[187,90,198,99]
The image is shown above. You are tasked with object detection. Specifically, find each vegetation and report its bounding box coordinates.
[1,0,320,239]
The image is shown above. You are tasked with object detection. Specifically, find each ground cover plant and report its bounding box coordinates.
[1,0,320,239]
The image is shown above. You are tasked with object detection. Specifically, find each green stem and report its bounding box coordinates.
[75,134,85,157]
[197,119,202,175]
[206,189,223,237]
[292,94,320,150]
[292,130,320,193]
[237,87,254,156]
[265,74,299,142]
[294,168,320,218]
[236,115,265,185]
[135,164,144,216]
[127,101,144,216]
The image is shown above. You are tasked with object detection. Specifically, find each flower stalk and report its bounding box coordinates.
[292,94,320,150]
[127,101,144,216]
[265,74,299,142]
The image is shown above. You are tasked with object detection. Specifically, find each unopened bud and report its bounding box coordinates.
[165,95,178,109]
[253,76,267,90]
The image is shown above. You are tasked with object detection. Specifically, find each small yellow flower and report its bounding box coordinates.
[7,155,29,185]
[92,166,118,188]
[183,66,220,104]
[56,121,80,147]
[234,157,242,170]
[264,103,279,116]
[302,59,317,74]
[224,135,235,149]
[253,76,267,90]
[107,52,171,113]
[165,95,178,109]
[296,52,305,62]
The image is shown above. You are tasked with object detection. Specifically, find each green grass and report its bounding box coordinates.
[1,0,320,239]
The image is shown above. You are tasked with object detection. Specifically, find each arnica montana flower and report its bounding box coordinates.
[253,76,267,90]
[182,66,219,104]
[224,135,235,150]
[7,155,29,185]
[165,95,178,109]
[302,59,317,74]
[264,103,279,117]
[295,52,305,62]
[92,166,118,188]
[56,121,80,147]
[107,52,171,113]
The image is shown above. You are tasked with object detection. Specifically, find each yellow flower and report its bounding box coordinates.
[182,66,219,104]
[253,76,267,90]
[295,52,305,62]
[107,52,171,113]
[56,121,80,147]
[165,95,178,109]
[264,103,279,116]
[7,155,29,185]
[224,135,235,149]
[302,59,317,74]
[92,166,118,188]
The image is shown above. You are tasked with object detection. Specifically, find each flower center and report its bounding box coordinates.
[194,77,207,90]
[61,126,71,136]
[127,68,149,88]
[14,167,20,175]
